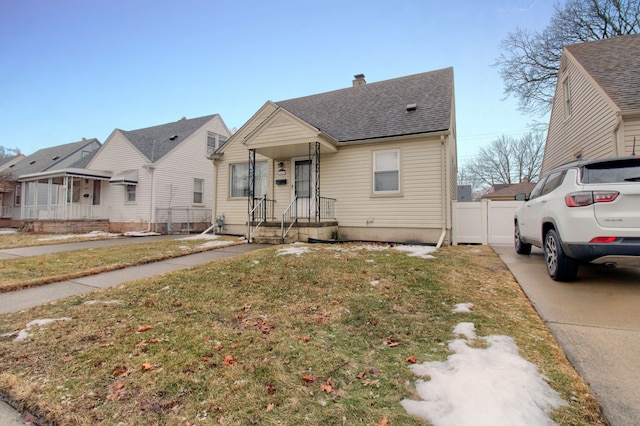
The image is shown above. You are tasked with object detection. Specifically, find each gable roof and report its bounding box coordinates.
[118,114,220,162]
[481,182,536,200]
[274,68,454,142]
[566,34,640,111]
[7,138,100,178]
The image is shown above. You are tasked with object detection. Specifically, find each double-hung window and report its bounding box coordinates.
[193,178,204,204]
[373,149,400,193]
[230,162,268,198]
[126,185,136,202]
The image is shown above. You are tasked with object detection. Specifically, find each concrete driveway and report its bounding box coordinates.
[493,245,640,426]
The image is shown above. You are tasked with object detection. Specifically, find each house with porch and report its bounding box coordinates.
[210,68,457,244]
[0,138,102,229]
[5,115,230,233]
[542,34,640,173]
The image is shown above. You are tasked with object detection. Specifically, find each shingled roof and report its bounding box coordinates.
[118,114,220,162]
[8,139,100,177]
[274,68,454,142]
[566,34,640,111]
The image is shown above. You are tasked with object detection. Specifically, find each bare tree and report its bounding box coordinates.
[462,132,545,191]
[0,146,21,159]
[496,0,640,115]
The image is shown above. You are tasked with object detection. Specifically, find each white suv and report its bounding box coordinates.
[514,156,640,281]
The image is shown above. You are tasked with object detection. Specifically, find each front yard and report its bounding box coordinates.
[0,243,606,425]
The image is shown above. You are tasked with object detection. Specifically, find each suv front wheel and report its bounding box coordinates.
[544,229,578,281]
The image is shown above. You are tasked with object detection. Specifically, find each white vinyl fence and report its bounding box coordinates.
[452,200,524,245]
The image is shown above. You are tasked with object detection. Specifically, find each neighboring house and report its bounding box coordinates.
[481,181,536,201]
[0,154,26,220]
[0,139,101,228]
[211,69,457,244]
[86,115,230,233]
[542,34,640,173]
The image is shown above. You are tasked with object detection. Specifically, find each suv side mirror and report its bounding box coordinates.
[514,193,528,201]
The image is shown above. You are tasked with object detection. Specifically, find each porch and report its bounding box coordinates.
[245,141,338,244]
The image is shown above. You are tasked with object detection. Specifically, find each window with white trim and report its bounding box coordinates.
[126,184,136,202]
[193,178,204,204]
[230,162,267,198]
[373,149,400,193]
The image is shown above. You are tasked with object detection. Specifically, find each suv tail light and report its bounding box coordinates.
[565,191,619,207]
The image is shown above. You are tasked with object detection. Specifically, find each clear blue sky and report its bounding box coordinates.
[1,0,554,163]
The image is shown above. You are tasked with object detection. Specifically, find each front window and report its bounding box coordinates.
[373,149,400,193]
[126,185,136,202]
[14,184,21,206]
[193,178,204,204]
[230,162,267,198]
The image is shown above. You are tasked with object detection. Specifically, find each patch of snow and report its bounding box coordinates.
[14,318,72,341]
[178,245,191,251]
[401,323,566,426]
[252,260,260,265]
[124,231,161,237]
[197,241,235,249]
[0,228,18,234]
[178,234,221,241]
[453,322,476,340]
[452,303,474,313]
[393,245,437,259]
[83,300,123,305]
[38,230,120,241]
[370,280,380,286]
[277,246,309,257]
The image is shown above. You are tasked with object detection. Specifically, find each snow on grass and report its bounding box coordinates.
[38,230,120,241]
[123,231,161,237]
[452,303,474,313]
[83,300,123,305]
[402,323,566,426]
[11,318,72,341]
[392,245,437,259]
[277,245,310,257]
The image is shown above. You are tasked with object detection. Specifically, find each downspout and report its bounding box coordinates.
[437,134,447,248]
[613,114,623,157]
[144,163,156,232]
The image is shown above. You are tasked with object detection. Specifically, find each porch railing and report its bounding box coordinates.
[22,204,108,220]
[0,206,9,218]
[280,196,336,243]
[248,196,276,242]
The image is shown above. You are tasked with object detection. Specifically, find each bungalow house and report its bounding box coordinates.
[0,153,26,220]
[85,114,231,233]
[542,34,640,173]
[210,68,457,245]
[0,139,101,229]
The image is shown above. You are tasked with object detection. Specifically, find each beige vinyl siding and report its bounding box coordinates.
[250,115,317,150]
[624,117,640,155]
[543,54,619,173]
[87,131,151,223]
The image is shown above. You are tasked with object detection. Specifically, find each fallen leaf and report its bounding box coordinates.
[141,362,155,371]
[266,403,274,412]
[369,368,381,377]
[378,416,389,426]
[320,383,332,393]
[302,375,315,384]
[296,335,311,342]
[356,371,367,379]
[266,384,276,394]
[386,338,401,347]
[222,355,236,366]
[111,366,127,376]
[137,325,153,332]
[405,356,417,363]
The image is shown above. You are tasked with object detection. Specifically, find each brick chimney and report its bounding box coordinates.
[352,74,366,87]
[521,176,530,183]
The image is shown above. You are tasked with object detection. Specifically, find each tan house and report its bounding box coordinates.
[542,34,640,173]
[210,68,457,245]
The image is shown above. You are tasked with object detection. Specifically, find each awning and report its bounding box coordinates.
[109,169,138,185]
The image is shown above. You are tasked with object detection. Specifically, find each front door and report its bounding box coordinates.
[292,158,314,218]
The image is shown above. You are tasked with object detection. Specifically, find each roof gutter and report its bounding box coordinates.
[335,130,451,147]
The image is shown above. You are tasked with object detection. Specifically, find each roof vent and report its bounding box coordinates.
[169,135,178,140]
[352,74,366,87]
[29,160,36,165]
[406,103,417,112]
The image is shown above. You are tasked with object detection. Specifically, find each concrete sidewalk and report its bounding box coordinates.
[0,241,269,314]
[0,239,270,423]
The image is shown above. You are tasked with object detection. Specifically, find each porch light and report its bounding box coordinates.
[278,162,286,175]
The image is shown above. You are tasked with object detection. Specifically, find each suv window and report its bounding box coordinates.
[581,159,640,183]
[540,171,565,196]
[528,177,547,200]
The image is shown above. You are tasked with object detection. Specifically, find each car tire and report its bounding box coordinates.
[514,222,532,255]
[544,229,578,281]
